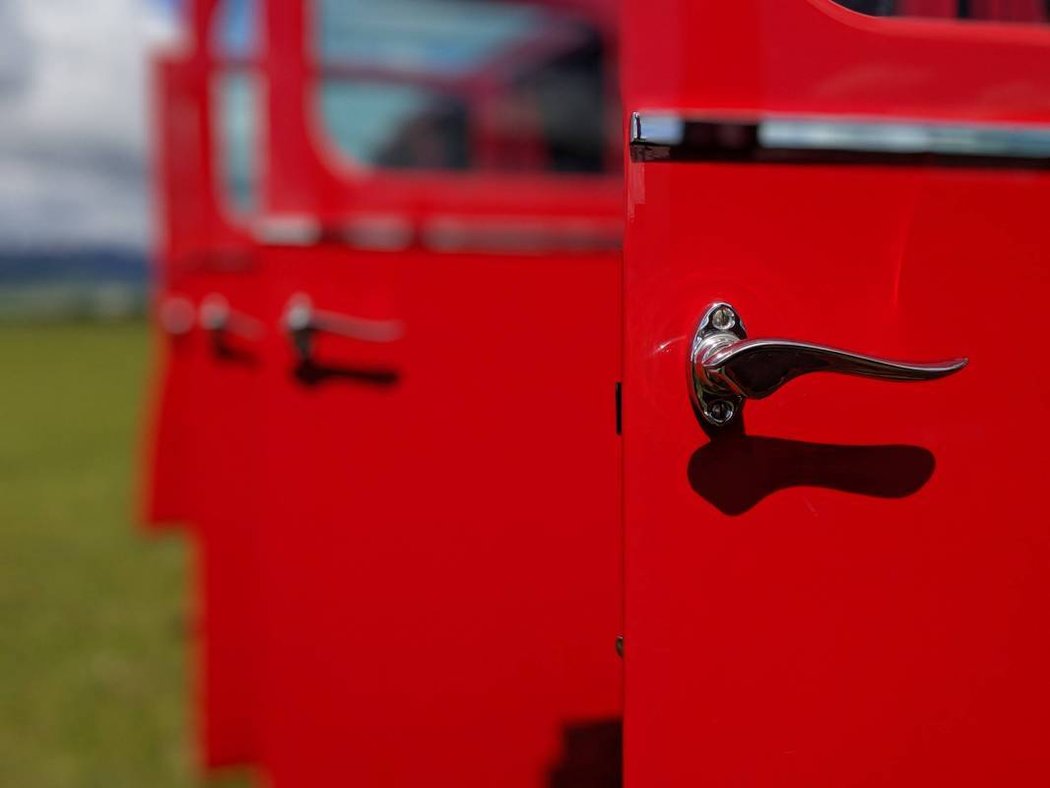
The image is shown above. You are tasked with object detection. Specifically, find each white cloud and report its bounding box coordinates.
[0,0,179,249]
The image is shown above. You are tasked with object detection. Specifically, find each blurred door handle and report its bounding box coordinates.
[158,296,196,337]
[691,302,967,427]
[283,293,405,363]
[200,294,264,341]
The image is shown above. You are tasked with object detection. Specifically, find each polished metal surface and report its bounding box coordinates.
[283,293,405,363]
[423,217,622,255]
[343,215,414,252]
[631,111,1050,167]
[690,302,968,428]
[253,215,324,247]
[253,213,620,253]
[761,118,1050,159]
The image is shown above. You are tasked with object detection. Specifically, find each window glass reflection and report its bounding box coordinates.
[214,73,262,214]
[212,0,260,58]
[834,0,1048,23]
[315,0,615,174]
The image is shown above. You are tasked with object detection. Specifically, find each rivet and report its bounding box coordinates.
[710,305,736,331]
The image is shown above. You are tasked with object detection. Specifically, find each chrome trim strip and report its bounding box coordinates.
[422,218,621,255]
[341,215,414,252]
[253,215,323,246]
[630,111,1050,168]
[254,215,621,253]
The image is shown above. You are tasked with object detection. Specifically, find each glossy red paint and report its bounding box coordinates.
[143,7,267,767]
[142,57,210,531]
[621,1,1050,786]
[255,242,622,787]
[145,270,267,770]
[143,6,256,530]
[190,270,267,769]
[144,0,625,783]
[251,1,624,783]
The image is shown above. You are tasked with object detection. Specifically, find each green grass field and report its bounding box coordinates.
[0,322,249,786]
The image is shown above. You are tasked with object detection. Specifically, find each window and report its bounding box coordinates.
[214,73,263,214]
[314,0,617,174]
[834,0,1048,22]
[211,0,264,215]
[211,0,260,59]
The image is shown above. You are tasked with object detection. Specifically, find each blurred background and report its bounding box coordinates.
[0,1,222,785]
[0,0,177,318]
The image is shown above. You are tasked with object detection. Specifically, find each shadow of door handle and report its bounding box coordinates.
[688,435,936,515]
[691,302,967,428]
[199,293,265,363]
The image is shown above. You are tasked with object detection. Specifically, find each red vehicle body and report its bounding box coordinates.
[622,1,1050,786]
[142,0,1050,785]
[145,0,622,782]
[147,32,267,765]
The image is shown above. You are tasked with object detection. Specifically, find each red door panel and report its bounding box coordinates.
[256,241,622,787]
[622,2,1050,786]
[142,48,249,530]
[142,288,200,528]
[252,1,625,783]
[144,41,268,770]
[143,265,267,770]
[142,56,211,531]
[189,268,268,770]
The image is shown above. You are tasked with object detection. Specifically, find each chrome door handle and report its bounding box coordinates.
[690,302,967,427]
[284,293,405,363]
[200,294,264,340]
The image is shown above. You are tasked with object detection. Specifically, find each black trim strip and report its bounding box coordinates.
[630,112,1050,170]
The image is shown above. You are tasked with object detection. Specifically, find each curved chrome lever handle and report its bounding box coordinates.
[284,293,405,363]
[690,302,967,427]
[200,294,264,341]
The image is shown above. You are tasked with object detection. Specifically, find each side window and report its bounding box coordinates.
[214,73,263,215]
[211,0,260,59]
[314,0,617,175]
[835,0,1048,22]
[211,0,264,216]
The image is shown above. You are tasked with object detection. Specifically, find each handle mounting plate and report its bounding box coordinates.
[690,302,747,427]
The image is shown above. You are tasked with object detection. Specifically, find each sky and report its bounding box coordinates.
[0,0,179,252]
